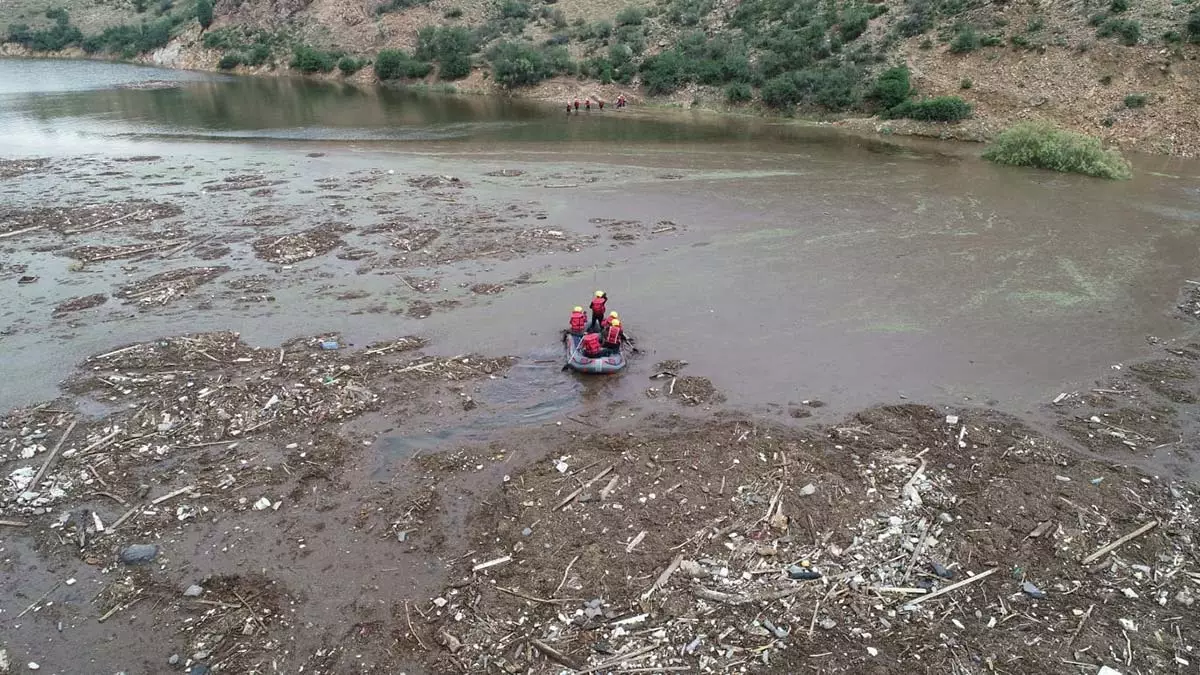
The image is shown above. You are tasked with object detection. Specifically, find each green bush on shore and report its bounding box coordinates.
[374,49,433,79]
[290,45,338,73]
[981,122,1132,180]
[886,95,972,121]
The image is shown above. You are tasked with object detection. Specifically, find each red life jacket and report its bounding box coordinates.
[581,333,602,357]
[590,297,606,314]
[603,325,622,346]
[569,311,587,332]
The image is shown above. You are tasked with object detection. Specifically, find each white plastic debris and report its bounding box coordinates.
[253,497,272,511]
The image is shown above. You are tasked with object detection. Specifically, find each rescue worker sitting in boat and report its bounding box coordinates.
[581,331,604,358]
[601,311,618,331]
[568,306,587,335]
[601,318,627,354]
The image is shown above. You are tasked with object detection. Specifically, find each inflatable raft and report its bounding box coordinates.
[564,331,626,374]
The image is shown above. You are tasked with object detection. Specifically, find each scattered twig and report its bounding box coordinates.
[17,581,63,618]
[626,530,647,553]
[31,419,79,489]
[1081,520,1159,564]
[906,568,998,605]
[1064,603,1094,652]
[495,586,574,605]
[576,642,663,674]
[554,555,581,598]
[554,465,613,511]
[529,638,581,670]
[233,589,270,634]
[640,554,684,601]
[151,485,197,505]
[0,224,45,239]
[405,600,429,651]
[693,585,807,606]
[472,555,512,572]
[0,519,29,527]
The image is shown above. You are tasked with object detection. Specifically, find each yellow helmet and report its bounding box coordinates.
[608,311,618,319]
[611,319,621,327]
[595,290,605,297]
[573,306,583,313]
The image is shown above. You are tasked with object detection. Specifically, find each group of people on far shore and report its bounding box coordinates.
[568,290,630,358]
[566,95,628,114]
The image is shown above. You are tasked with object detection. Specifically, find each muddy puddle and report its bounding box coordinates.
[4,58,1200,674]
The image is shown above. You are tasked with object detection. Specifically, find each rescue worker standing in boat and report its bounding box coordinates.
[589,290,608,332]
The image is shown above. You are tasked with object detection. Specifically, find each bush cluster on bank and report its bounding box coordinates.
[982,122,1132,180]
[374,49,433,79]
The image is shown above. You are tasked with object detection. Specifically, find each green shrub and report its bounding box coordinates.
[444,6,463,17]
[375,0,431,13]
[8,10,83,51]
[981,122,1132,179]
[1187,9,1200,42]
[615,5,646,26]
[83,18,176,57]
[577,20,612,40]
[949,24,980,53]
[869,65,911,110]
[838,6,876,41]
[639,50,688,94]
[245,42,271,66]
[1097,18,1140,45]
[1109,0,1128,12]
[1164,30,1182,44]
[980,34,1003,46]
[500,0,531,19]
[196,0,213,29]
[338,56,364,74]
[960,77,972,89]
[1010,34,1031,49]
[440,53,472,79]
[725,81,752,103]
[291,45,337,73]
[416,26,475,80]
[1099,74,1112,85]
[1123,92,1147,108]
[218,52,241,69]
[761,73,801,108]
[374,49,432,79]
[548,8,567,28]
[487,41,571,87]
[667,0,712,26]
[888,95,972,121]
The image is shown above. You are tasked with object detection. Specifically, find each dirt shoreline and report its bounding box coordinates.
[3,147,1200,673]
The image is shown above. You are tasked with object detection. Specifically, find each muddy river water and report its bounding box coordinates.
[3,57,1200,422]
[6,57,1200,675]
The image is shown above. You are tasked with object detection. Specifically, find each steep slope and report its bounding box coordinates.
[2,0,1199,155]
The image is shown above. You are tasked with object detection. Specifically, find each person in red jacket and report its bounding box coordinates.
[574,98,580,111]
[601,318,625,353]
[580,332,603,358]
[588,290,607,332]
[601,310,618,331]
[568,306,587,334]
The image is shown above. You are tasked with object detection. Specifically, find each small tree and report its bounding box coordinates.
[196,0,213,29]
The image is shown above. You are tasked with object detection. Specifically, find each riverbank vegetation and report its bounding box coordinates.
[982,122,1133,180]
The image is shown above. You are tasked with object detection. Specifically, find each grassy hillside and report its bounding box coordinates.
[2,0,1199,155]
